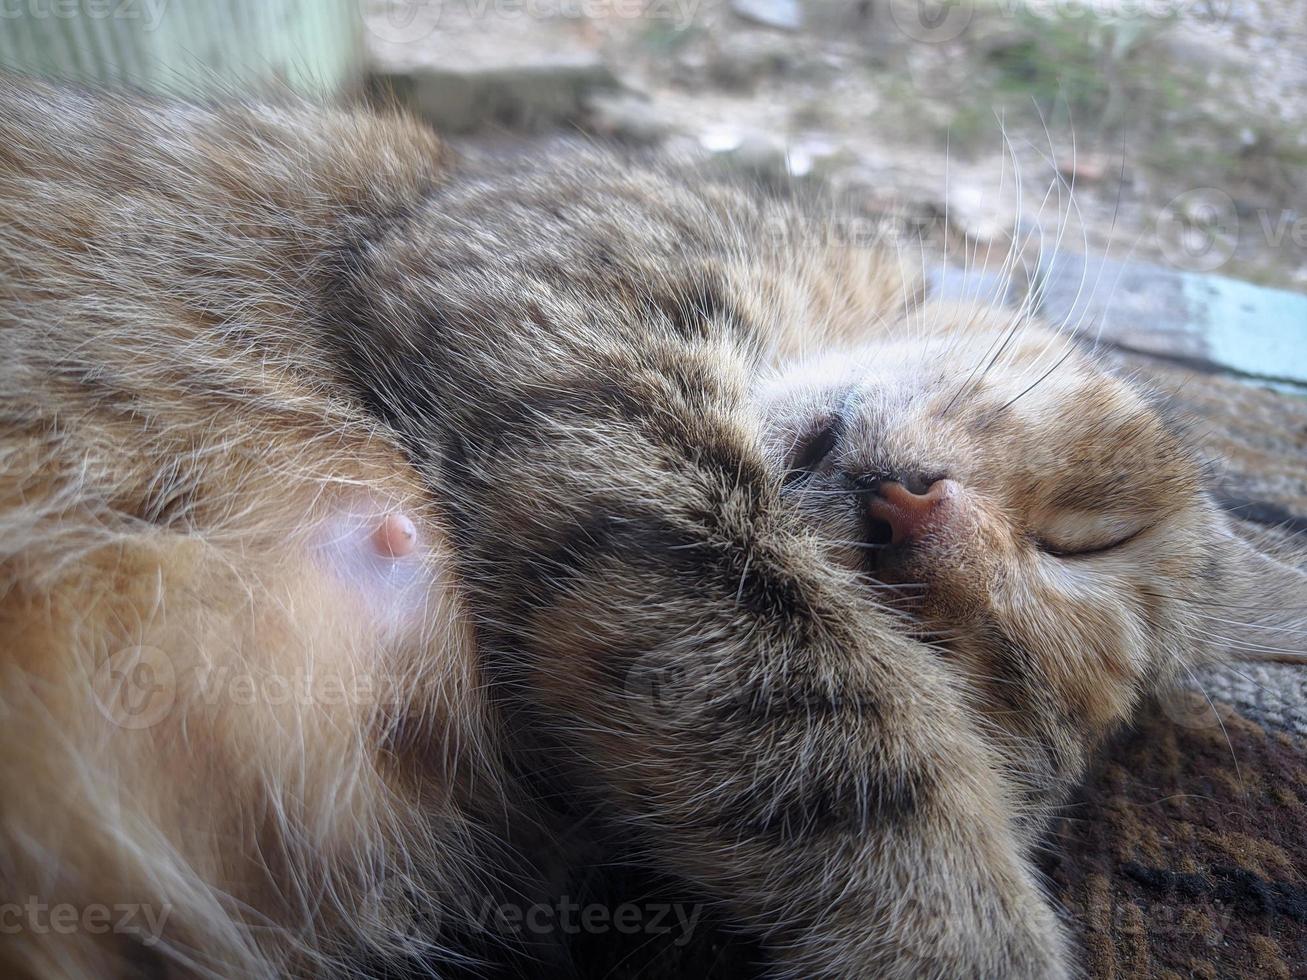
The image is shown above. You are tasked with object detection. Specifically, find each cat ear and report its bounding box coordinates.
[1212,517,1307,663]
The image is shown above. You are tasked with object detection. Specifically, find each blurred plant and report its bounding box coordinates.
[638,20,702,54]
[963,10,1170,141]
[935,8,1304,202]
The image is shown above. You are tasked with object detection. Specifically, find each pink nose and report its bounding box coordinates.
[866,479,956,546]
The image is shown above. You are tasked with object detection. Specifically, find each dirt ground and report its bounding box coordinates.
[366,0,1307,291]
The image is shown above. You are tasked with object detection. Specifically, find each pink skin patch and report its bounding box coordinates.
[315,502,430,631]
[371,513,418,559]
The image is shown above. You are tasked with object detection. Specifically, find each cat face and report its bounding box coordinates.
[756,302,1234,762]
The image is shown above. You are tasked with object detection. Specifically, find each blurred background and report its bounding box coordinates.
[2,0,1304,382]
[2,3,1305,977]
[2,1,1305,285]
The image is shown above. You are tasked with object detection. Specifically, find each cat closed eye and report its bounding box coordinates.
[1033,522,1151,558]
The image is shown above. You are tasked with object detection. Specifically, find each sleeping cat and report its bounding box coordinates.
[0,75,1280,979]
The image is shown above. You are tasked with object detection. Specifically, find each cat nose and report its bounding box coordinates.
[865,477,956,546]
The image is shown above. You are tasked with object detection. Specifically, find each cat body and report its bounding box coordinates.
[0,77,1262,978]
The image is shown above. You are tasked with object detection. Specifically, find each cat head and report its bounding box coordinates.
[754,295,1299,767]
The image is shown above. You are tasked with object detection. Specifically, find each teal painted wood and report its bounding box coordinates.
[1035,251,1307,391]
[0,0,364,98]
[1187,272,1307,389]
